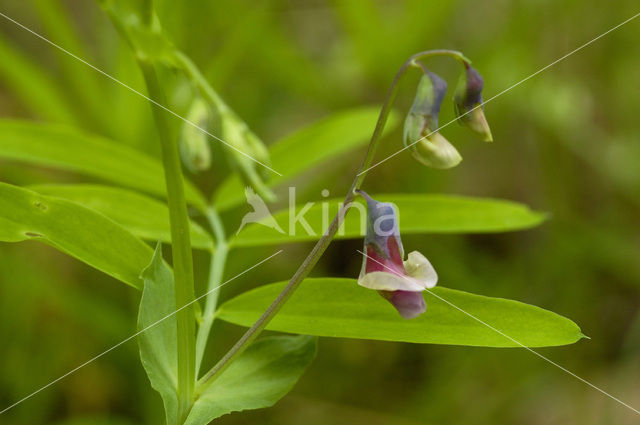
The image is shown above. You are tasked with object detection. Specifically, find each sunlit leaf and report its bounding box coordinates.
[232,194,547,247]
[214,107,399,210]
[0,182,152,289]
[0,120,206,209]
[30,184,214,250]
[217,278,584,347]
[187,335,316,424]
[138,245,179,425]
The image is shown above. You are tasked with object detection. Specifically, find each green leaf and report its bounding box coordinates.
[0,182,152,289]
[51,417,138,425]
[31,0,110,133]
[0,35,77,124]
[213,107,399,210]
[217,278,584,347]
[138,245,179,425]
[30,184,214,250]
[0,120,206,209]
[232,194,547,247]
[187,335,316,424]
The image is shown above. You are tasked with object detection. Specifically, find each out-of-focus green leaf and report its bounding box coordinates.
[138,245,179,425]
[30,184,214,250]
[32,0,108,132]
[0,35,77,124]
[214,107,399,210]
[232,194,547,247]
[187,335,316,424]
[0,120,206,209]
[217,278,584,347]
[51,417,138,425]
[0,182,151,289]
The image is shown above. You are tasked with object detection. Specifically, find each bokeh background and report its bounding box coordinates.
[1,0,639,424]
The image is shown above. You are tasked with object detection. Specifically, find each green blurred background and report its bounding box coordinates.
[1,0,639,424]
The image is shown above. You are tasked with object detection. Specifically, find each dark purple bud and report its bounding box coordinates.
[454,65,493,142]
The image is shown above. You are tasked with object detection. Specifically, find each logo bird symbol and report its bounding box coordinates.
[236,186,285,235]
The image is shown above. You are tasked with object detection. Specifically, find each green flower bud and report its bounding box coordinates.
[243,128,272,181]
[220,111,276,202]
[454,65,492,142]
[179,98,212,173]
[403,71,462,169]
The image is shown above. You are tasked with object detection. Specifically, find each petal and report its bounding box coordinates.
[412,132,462,169]
[381,290,426,319]
[358,271,425,292]
[403,251,438,288]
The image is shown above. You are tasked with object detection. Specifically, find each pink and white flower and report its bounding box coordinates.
[357,190,438,319]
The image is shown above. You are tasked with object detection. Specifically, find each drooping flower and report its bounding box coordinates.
[403,70,462,169]
[356,190,437,319]
[453,64,493,142]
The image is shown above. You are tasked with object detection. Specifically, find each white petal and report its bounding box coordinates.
[358,271,425,292]
[403,251,438,288]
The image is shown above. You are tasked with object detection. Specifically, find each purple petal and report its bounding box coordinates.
[380,290,426,319]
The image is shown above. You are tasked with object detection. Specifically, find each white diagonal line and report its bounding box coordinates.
[0,250,283,415]
[358,11,640,176]
[357,249,640,415]
[0,11,282,177]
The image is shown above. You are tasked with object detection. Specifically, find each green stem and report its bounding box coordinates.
[139,61,196,422]
[195,207,228,376]
[142,0,154,27]
[196,50,456,392]
[173,51,228,113]
[408,49,470,66]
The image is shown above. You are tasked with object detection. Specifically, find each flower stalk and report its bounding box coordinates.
[197,49,469,391]
[195,207,229,376]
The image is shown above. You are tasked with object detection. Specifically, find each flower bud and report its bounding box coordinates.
[356,190,438,319]
[404,71,462,169]
[179,98,212,173]
[220,111,276,202]
[454,64,492,142]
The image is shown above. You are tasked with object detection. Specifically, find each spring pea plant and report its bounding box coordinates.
[0,1,585,424]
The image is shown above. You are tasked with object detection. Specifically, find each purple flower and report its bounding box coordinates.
[453,64,493,142]
[357,190,437,319]
[404,71,462,169]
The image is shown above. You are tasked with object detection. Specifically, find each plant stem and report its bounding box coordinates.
[142,0,154,27]
[139,61,196,421]
[198,49,462,391]
[407,49,470,66]
[197,49,466,392]
[173,51,228,113]
[195,207,228,376]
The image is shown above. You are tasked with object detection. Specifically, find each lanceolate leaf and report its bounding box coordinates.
[217,278,584,347]
[0,35,78,125]
[30,184,214,250]
[139,247,316,425]
[231,194,547,247]
[0,182,151,289]
[214,107,399,210]
[138,245,179,425]
[187,336,317,424]
[0,120,206,209]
